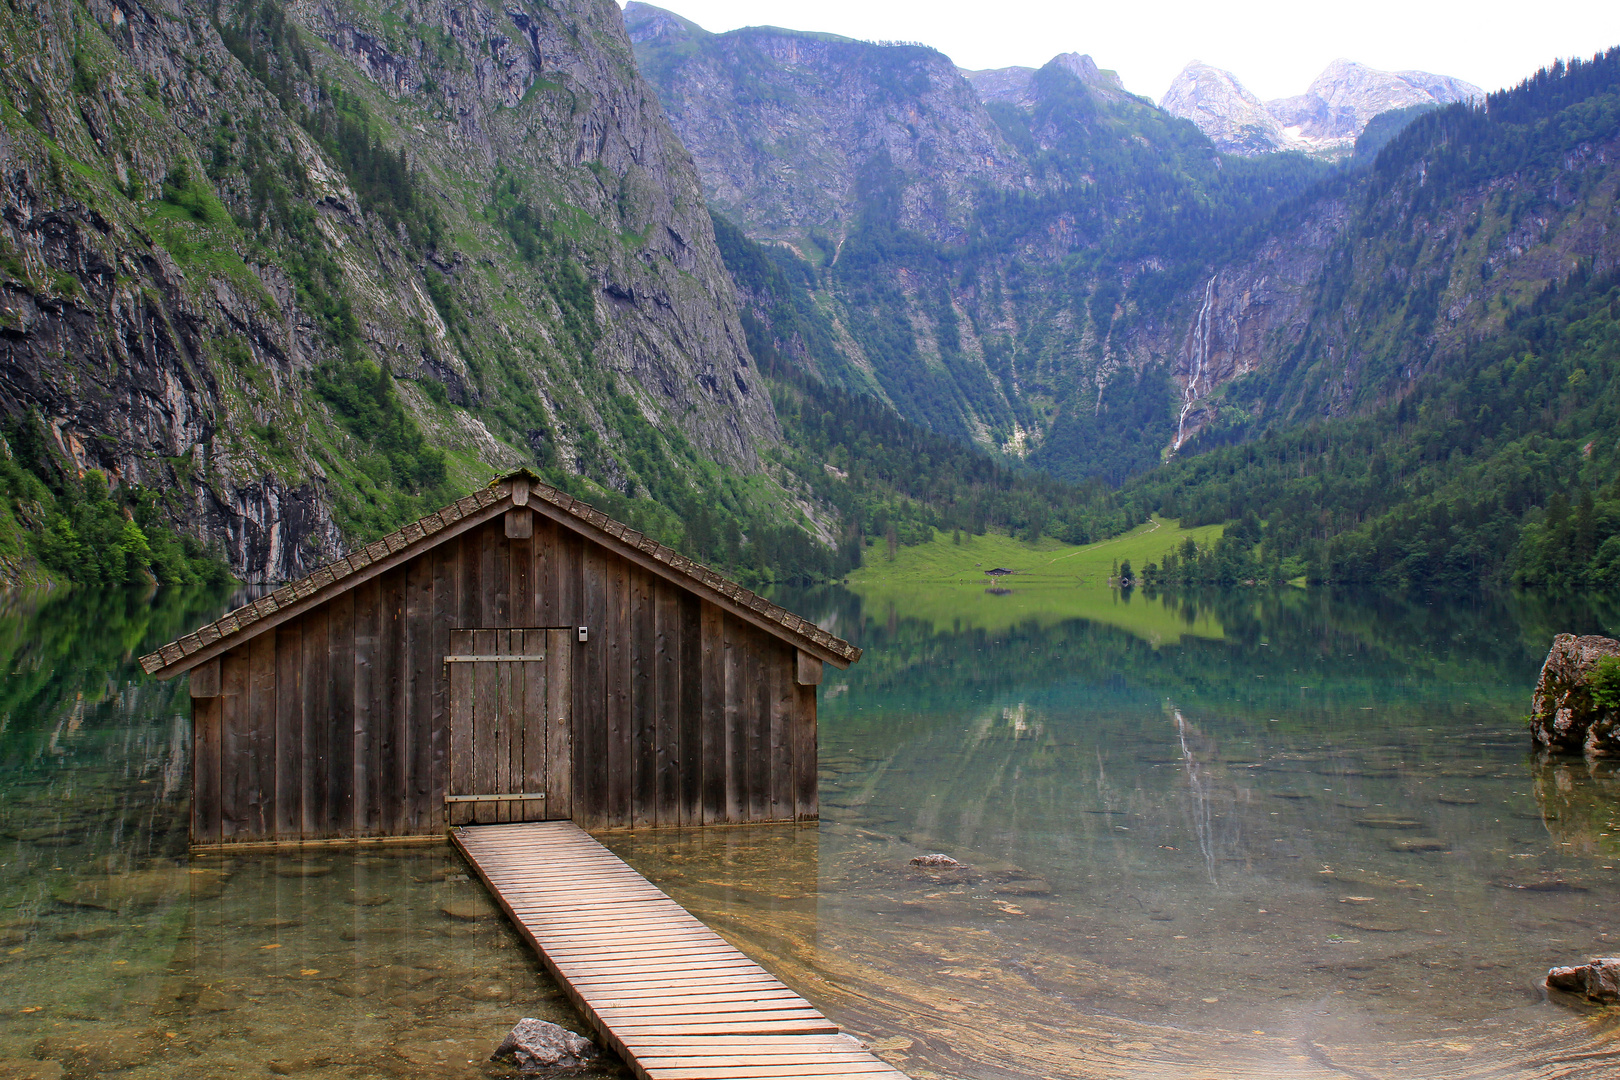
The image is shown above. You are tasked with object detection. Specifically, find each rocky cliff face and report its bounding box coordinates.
[1163,120,1620,447]
[303,0,774,464]
[1158,61,1289,155]
[624,1,1018,251]
[963,53,1129,110]
[1163,58,1483,156]
[0,0,776,582]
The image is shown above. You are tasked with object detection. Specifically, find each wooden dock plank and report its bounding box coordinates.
[451,822,907,1080]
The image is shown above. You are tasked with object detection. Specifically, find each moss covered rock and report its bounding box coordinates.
[1529,634,1620,755]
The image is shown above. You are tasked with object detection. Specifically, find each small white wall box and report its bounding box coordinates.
[577,626,588,643]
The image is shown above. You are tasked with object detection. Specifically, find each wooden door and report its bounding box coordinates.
[447,628,572,825]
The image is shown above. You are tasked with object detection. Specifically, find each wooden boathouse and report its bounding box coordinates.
[140,470,861,846]
[142,473,902,1080]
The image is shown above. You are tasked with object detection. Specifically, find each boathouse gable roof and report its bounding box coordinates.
[140,471,860,679]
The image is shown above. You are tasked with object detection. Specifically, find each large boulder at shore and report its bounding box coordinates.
[1529,634,1620,755]
[1547,958,1620,1002]
[491,1018,600,1071]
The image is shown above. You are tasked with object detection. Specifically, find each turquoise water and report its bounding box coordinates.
[5,585,1620,1078]
[0,589,623,1080]
[610,587,1620,1078]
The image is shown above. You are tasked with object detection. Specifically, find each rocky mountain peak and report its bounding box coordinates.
[1280,58,1483,142]
[622,1,706,44]
[1162,56,1484,156]
[1160,61,1288,154]
[963,51,1126,109]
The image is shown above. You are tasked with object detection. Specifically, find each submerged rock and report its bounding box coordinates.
[440,899,498,921]
[274,864,333,879]
[1529,634,1620,755]
[1388,837,1450,853]
[33,1032,155,1073]
[491,1018,600,1071]
[52,869,188,911]
[909,853,965,869]
[1547,957,1620,1001]
[1353,816,1424,830]
[1491,873,1589,893]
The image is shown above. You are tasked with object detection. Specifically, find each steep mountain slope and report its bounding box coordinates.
[627,2,1013,254]
[634,2,1619,506]
[628,2,1326,480]
[1169,49,1620,447]
[0,0,775,583]
[1123,51,1620,589]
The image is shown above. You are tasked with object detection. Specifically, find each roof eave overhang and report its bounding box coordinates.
[143,477,859,680]
[142,490,514,680]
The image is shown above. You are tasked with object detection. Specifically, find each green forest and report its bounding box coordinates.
[3,0,1615,599]
[1130,261,1620,590]
[0,415,231,588]
[734,45,1620,595]
[1122,48,1620,591]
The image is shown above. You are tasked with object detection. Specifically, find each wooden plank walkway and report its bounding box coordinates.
[451,821,909,1080]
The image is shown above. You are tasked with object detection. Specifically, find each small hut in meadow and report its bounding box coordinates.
[140,471,861,848]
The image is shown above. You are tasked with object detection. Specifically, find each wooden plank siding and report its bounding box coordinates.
[190,515,824,845]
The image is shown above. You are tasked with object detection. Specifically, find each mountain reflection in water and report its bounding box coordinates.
[6,585,1620,1078]
[610,584,1620,1078]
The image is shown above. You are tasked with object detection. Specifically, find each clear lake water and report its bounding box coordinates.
[5,584,1620,1078]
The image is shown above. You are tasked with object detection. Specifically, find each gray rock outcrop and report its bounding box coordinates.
[0,0,779,584]
[1159,62,1289,154]
[1160,57,1483,157]
[1547,957,1620,1002]
[1529,634,1620,755]
[1271,59,1483,147]
[964,53,1128,110]
[491,1018,601,1071]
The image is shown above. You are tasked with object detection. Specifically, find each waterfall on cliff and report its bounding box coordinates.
[1173,276,1217,453]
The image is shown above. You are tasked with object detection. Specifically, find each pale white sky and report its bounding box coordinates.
[626,1,1620,102]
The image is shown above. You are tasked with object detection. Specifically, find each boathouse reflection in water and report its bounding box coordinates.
[9,585,1620,1078]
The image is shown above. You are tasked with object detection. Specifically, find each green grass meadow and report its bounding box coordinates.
[845,517,1227,645]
